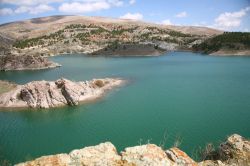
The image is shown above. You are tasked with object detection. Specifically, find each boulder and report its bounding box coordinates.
[16,142,121,166]
[121,144,173,166]
[219,134,250,164]
[166,147,197,166]
[15,134,250,166]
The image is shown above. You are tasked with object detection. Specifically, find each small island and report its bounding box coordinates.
[0,78,124,109]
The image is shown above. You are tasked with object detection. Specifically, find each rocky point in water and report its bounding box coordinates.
[0,78,123,109]
[91,43,167,56]
[0,54,61,71]
[15,134,250,166]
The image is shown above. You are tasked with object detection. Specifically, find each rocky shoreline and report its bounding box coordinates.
[16,134,250,166]
[0,78,124,109]
[0,54,61,71]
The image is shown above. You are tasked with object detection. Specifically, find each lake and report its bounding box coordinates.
[0,52,250,164]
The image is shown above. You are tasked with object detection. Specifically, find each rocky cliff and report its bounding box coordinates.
[16,134,250,166]
[0,78,123,109]
[0,54,61,71]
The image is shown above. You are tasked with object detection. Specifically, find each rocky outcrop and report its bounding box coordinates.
[0,54,61,71]
[15,134,250,166]
[219,134,250,165]
[16,142,122,166]
[166,147,197,166]
[0,78,123,109]
[121,144,174,165]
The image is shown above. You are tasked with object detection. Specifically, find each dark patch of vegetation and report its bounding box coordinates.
[75,33,90,41]
[13,29,65,48]
[164,37,180,44]
[65,24,86,29]
[111,26,138,36]
[107,40,119,51]
[140,32,152,40]
[192,32,250,53]
[13,36,45,49]
[90,27,109,34]
[94,80,105,87]
[192,143,220,162]
[167,31,192,37]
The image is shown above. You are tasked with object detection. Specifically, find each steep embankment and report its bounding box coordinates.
[15,134,250,166]
[0,78,123,109]
[0,15,222,57]
[193,32,250,56]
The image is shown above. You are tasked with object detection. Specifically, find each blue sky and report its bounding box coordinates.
[0,0,249,31]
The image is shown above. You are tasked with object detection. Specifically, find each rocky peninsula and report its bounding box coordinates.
[16,134,250,166]
[0,78,123,109]
[91,43,167,56]
[0,54,61,71]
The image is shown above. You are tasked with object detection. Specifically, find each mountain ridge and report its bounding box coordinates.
[1,15,249,57]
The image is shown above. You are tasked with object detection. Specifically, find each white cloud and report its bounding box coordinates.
[129,0,135,5]
[108,0,123,7]
[161,19,172,25]
[58,0,123,13]
[14,4,54,14]
[175,11,187,18]
[0,4,53,15]
[0,8,13,15]
[120,12,143,20]
[59,1,110,13]
[30,4,54,14]
[214,6,250,30]
[0,0,124,15]
[0,0,61,6]
[14,6,30,14]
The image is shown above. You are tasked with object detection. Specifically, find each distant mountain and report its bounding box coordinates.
[0,15,234,56]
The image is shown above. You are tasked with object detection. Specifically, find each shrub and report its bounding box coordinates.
[94,80,105,87]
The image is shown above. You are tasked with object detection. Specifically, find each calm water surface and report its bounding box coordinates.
[0,52,250,164]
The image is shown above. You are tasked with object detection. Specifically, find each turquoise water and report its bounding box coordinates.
[0,52,250,164]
